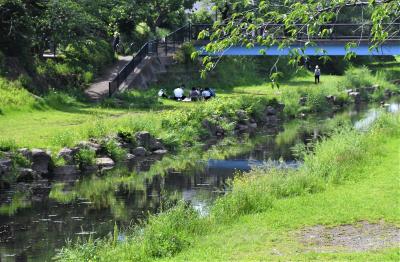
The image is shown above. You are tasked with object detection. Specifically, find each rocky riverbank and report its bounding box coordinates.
[0,102,287,188]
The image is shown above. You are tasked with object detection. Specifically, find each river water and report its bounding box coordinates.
[0,102,398,261]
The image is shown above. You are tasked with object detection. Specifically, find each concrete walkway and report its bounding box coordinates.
[85,56,132,101]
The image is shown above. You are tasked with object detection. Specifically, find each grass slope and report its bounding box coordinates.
[161,137,400,261]
[1,63,398,151]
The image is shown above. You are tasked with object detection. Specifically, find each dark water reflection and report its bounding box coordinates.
[0,102,398,261]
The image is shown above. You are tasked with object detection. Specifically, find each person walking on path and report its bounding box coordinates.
[314,65,321,84]
[113,32,120,53]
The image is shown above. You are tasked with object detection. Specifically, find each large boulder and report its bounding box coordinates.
[264,115,278,127]
[16,168,38,183]
[57,148,76,164]
[77,141,101,153]
[18,148,32,160]
[135,131,152,148]
[96,157,115,170]
[149,140,165,151]
[31,149,51,176]
[265,106,277,116]
[132,147,147,157]
[236,110,247,120]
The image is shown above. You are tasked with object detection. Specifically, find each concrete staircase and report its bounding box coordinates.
[119,56,176,91]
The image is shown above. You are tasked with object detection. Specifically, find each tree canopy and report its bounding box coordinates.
[197,0,400,82]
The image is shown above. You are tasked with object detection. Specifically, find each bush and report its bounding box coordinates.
[103,140,127,162]
[142,202,205,258]
[75,148,96,169]
[174,42,196,64]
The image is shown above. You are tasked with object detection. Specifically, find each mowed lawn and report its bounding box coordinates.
[160,137,400,262]
[0,74,342,150]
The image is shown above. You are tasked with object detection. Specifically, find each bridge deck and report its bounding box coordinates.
[196,42,400,56]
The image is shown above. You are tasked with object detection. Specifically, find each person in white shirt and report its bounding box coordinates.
[173,85,186,100]
[202,87,212,100]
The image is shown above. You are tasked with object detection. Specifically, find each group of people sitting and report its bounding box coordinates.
[158,85,216,101]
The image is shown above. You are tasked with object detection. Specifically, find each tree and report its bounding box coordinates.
[197,0,400,82]
[137,0,197,34]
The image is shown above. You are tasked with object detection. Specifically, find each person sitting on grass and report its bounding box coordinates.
[173,84,186,100]
[189,87,200,101]
[202,87,212,100]
[209,88,216,98]
[158,89,168,98]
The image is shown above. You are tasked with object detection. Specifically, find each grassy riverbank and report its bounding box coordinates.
[0,61,399,152]
[56,112,400,261]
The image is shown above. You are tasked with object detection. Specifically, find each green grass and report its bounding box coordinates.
[56,112,400,262]
[163,137,400,262]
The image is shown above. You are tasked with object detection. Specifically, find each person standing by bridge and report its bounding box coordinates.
[314,65,321,84]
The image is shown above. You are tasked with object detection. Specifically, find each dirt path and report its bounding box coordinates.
[85,56,132,101]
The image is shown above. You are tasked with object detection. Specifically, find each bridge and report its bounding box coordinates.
[108,23,400,97]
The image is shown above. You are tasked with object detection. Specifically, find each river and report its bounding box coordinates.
[0,101,398,261]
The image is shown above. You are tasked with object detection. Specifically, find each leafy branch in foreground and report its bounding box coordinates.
[195,0,400,86]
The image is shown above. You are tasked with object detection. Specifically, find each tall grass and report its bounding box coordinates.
[212,113,399,221]
[0,78,38,113]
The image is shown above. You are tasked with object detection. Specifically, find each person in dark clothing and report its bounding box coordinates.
[189,87,200,101]
[113,32,120,53]
[314,65,321,84]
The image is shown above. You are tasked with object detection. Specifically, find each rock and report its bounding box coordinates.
[149,141,165,151]
[132,147,147,157]
[299,97,307,106]
[249,123,258,129]
[265,106,277,116]
[264,115,278,127]
[31,149,51,175]
[53,165,79,176]
[135,131,151,148]
[236,124,249,132]
[276,103,285,112]
[349,91,361,103]
[96,157,115,169]
[153,149,168,155]
[0,158,12,176]
[126,153,136,165]
[202,120,225,137]
[18,148,32,160]
[215,126,225,137]
[236,110,247,120]
[16,168,38,183]
[57,148,75,164]
[77,141,101,153]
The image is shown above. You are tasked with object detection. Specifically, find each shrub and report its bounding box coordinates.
[142,202,205,258]
[75,148,96,169]
[174,42,196,64]
[103,140,127,162]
